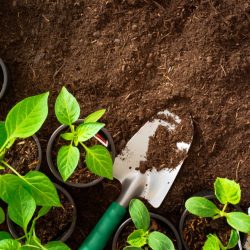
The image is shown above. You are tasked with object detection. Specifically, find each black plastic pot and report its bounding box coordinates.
[47,119,116,188]
[0,58,8,100]
[112,212,183,250]
[7,183,77,243]
[179,191,243,250]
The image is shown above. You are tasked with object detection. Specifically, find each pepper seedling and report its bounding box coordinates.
[123,199,175,250]
[203,229,239,250]
[0,186,70,250]
[185,177,250,249]
[54,86,113,181]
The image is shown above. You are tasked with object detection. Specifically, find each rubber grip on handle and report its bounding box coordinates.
[79,202,126,250]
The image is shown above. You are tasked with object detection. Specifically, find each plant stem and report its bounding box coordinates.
[69,124,75,134]
[2,160,22,178]
[222,203,228,213]
[0,139,9,154]
[80,142,89,152]
[212,213,222,220]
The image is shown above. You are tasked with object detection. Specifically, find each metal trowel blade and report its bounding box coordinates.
[113,109,193,208]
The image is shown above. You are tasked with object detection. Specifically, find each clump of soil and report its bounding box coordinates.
[139,114,192,173]
[2,137,39,175]
[52,128,112,183]
[116,218,178,250]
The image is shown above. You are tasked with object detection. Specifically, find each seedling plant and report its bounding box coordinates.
[185,177,250,249]
[55,87,113,181]
[123,199,174,250]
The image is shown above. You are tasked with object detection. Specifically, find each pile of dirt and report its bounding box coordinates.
[0,0,249,249]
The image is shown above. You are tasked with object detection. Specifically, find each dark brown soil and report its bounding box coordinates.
[116,218,178,250]
[139,112,192,173]
[52,129,112,183]
[2,138,39,175]
[0,1,249,249]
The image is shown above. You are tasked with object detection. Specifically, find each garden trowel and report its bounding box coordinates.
[79,109,193,250]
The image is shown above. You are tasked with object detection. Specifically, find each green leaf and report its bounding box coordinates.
[57,145,80,181]
[185,197,220,217]
[226,229,239,249]
[226,212,250,234]
[0,174,24,203]
[129,199,150,231]
[5,92,49,139]
[37,206,51,219]
[0,122,7,148]
[8,186,36,232]
[60,132,74,141]
[55,87,80,125]
[85,145,113,179]
[0,239,21,249]
[84,109,106,123]
[24,171,61,207]
[202,234,220,250]
[123,247,143,250]
[214,178,241,205]
[76,122,105,142]
[0,231,12,241]
[148,231,175,250]
[127,229,147,247]
[45,241,71,250]
[0,207,5,224]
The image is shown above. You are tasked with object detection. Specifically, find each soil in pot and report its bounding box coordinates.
[182,201,239,250]
[1,137,40,175]
[52,129,112,184]
[13,188,74,243]
[115,218,179,250]
[138,112,192,173]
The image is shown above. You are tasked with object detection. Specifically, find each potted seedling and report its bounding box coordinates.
[179,177,250,250]
[47,86,116,188]
[0,92,48,174]
[7,183,77,244]
[0,58,8,100]
[0,185,70,250]
[112,199,182,250]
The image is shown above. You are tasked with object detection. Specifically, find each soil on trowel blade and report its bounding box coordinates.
[138,113,192,173]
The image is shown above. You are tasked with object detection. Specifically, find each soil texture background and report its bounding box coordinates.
[0,0,249,249]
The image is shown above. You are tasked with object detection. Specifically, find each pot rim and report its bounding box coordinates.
[0,58,8,100]
[179,190,243,250]
[46,119,116,188]
[6,183,77,243]
[112,212,182,250]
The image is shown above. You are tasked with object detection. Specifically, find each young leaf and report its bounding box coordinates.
[185,197,220,217]
[5,92,49,139]
[129,199,150,231]
[60,132,74,141]
[0,122,7,148]
[85,145,113,179]
[57,145,80,181]
[55,87,80,125]
[45,241,71,250]
[0,207,5,224]
[84,109,106,123]
[8,186,36,232]
[37,206,51,219]
[226,229,239,249]
[0,239,21,249]
[0,174,24,203]
[76,122,105,142]
[214,178,241,205]
[0,231,12,241]
[202,234,220,250]
[226,212,250,234]
[127,229,147,247]
[148,231,175,250]
[23,171,61,207]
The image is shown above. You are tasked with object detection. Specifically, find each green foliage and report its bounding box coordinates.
[0,207,5,224]
[0,239,21,249]
[0,232,12,241]
[55,86,113,181]
[0,122,7,149]
[185,177,250,247]
[45,241,71,250]
[124,199,174,250]
[202,230,239,250]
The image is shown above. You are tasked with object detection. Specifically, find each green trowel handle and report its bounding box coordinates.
[79,202,126,250]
